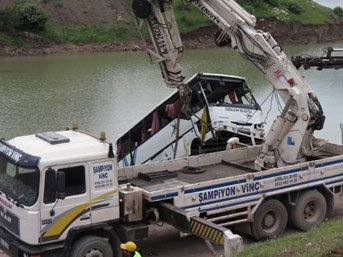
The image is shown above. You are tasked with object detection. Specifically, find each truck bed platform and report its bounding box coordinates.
[129,162,252,193]
[119,144,343,218]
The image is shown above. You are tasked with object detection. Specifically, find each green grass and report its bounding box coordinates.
[173,1,212,34]
[279,0,333,24]
[172,0,334,28]
[0,33,28,47]
[39,23,135,44]
[126,0,334,37]
[66,26,110,44]
[235,219,343,257]
[0,23,136,47]
[37,21,63,42]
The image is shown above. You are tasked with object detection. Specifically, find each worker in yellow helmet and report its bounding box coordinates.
[120,241,142,257]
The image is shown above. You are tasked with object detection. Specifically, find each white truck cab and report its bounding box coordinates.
[0,130,121,256]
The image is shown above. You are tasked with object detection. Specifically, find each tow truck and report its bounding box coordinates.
[0,1,342,257]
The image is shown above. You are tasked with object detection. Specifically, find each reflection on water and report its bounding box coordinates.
[0,42,342,143]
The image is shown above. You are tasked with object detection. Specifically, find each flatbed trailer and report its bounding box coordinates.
[118,142,343,245]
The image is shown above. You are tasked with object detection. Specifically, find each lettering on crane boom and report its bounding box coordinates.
[198,182,260,202]
[192,0,221,25]
[149,17,169,55]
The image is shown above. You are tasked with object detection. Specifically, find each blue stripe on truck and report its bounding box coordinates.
[185,158,343,195]
[254,167,306,181]
[315,159,343,168]
[150,158,343,203]
[151,192,178,201]
[183,174,343,211]
[184,179,246,194]
[199,197,261,212]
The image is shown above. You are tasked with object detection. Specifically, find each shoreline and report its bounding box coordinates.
[1,19,342,57]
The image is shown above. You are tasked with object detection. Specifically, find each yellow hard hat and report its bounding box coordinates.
[120,241,137,252]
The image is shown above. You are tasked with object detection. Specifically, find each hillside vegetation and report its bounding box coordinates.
[235,218,343,257]
[0,0,341,47]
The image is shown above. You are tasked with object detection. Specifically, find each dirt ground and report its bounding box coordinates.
[0,0,130,27]
[0,201,342,257]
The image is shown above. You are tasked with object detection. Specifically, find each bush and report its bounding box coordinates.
[0,1,48,33]
[245,0,265,7]
[333,7,343,18]
[287,2,303,14]
[17,3,48,31]
[176,4,191,12]
[266,0,280,7]
[0,7,20,33]
[244,5,255,14]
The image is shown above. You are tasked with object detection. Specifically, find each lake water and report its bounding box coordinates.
[0,42,342,144]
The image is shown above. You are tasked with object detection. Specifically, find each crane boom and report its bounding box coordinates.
[133,0,191,113]
[132,0,326,169]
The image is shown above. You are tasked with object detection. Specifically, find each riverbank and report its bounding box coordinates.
[1,18,342,57]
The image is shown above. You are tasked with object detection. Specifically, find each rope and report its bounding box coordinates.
[173,100,182,159]
[263,89,276,124]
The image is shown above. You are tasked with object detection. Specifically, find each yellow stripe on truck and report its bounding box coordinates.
[42,190,116,238]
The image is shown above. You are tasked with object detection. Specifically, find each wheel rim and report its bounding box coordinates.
[262,211,280,234]
[303,200,320,222]
[85,249,104,257]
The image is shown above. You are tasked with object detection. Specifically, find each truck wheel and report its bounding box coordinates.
[289,190,327,231]
[71,236,114,257]
[251,199,287,240]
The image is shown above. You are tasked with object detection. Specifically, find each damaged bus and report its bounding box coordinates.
[116,73,264,166]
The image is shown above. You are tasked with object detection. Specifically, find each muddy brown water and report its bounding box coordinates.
[0,43,342,143]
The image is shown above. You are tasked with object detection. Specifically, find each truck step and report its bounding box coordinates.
[206,211,248,223]
[202,204,258,229]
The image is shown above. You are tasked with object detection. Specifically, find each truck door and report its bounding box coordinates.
[40,163,91,243]
[89,160,120,224]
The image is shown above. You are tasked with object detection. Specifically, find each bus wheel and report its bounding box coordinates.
[71,236,114,257]
[289,190,327,231]
[251,199,287,240]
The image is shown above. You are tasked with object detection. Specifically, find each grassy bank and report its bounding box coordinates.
[235,219,343,257]
[0,0,341,47]
[173,0,337,33]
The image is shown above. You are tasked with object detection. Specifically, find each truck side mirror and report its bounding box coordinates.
[56,171,65,200]
[45,169,57,203]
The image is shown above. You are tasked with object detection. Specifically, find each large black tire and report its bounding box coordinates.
[289,190,327,231]
[251,199,288,240]
[71,236,114,257]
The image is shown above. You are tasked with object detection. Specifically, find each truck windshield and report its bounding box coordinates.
[0,156,39,206]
